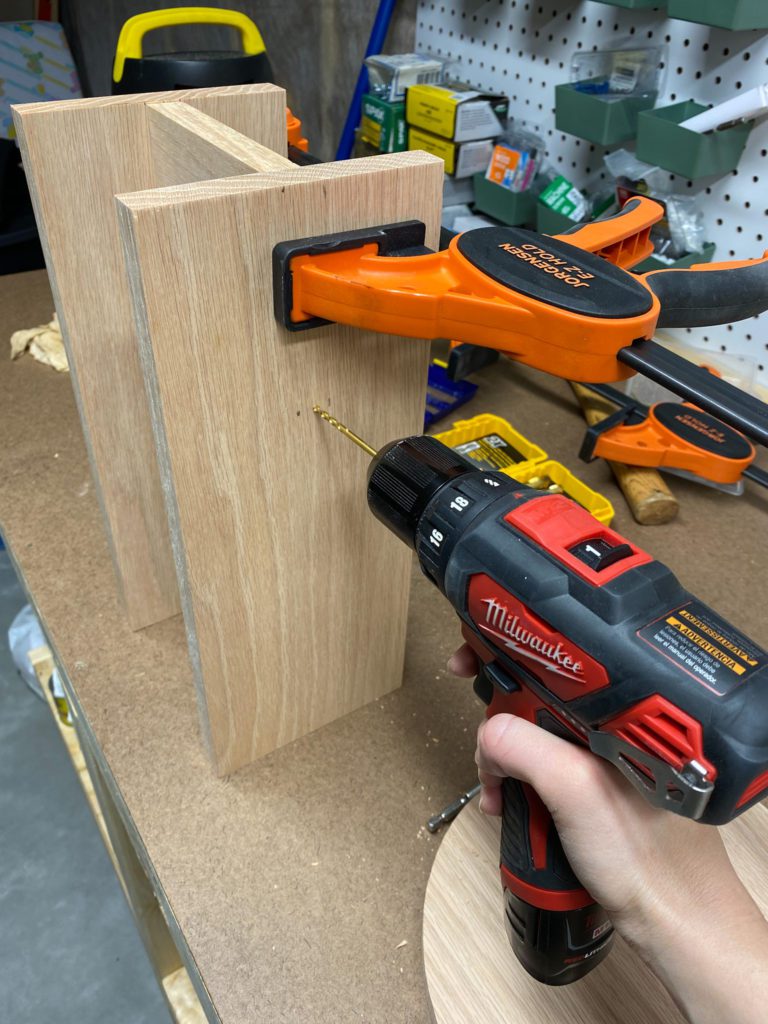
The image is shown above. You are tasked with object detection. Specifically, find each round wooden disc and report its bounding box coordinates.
[424,799,768,1024]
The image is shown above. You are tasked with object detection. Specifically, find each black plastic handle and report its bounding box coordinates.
[643,255,768,328]
[500,777,613,984]
[501,777,580,892]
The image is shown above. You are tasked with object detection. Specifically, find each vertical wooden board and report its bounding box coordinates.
[117,153,443,773]
[147,103,292,186]
[12,85,286,630]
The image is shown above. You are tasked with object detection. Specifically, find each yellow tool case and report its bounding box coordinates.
[434,413,614,525]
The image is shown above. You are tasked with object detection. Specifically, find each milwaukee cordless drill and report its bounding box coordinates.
[316,411,768,986]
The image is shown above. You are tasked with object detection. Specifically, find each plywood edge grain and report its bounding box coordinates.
[11,83,285,119]
[114,151,444,211]
[116,199,215,762]
[148,102,292,186]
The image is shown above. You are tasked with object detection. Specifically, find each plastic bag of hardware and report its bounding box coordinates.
[571,42,665,98]
[485,126,544,193]
[604,151,707,259]
[8,603,46,699]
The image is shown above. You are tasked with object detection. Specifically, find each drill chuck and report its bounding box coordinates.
[366,435,475,548]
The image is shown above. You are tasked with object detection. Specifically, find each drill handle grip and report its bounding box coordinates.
[499,772,614,983]
[500,777,582,898]
[478,663,615,983]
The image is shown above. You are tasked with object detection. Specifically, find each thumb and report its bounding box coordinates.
[477,713,597,816]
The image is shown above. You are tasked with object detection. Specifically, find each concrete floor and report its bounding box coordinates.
[0,547,171,1023]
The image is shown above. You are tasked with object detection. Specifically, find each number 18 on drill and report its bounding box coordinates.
[315,408,768,986]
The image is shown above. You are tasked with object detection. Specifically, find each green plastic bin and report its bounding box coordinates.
[472,174,537,227]
[536,203,579,236]
[555,83,656,146]
[666,0,768,29]
[636,101,752,179]
[633,241,716,274]
[591,0,664,8]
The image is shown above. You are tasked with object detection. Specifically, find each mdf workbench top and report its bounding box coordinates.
[2,270,767,1023]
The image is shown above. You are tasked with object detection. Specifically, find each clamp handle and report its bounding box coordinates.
[642,253,768,328]
[555,197,662,270]
[113,6,266,83]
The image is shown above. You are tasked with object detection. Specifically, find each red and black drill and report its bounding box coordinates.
[314,408,768,986]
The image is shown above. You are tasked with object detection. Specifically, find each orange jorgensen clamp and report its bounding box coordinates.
[578,382,768,491]
[273,196,768,444]
[279,197,663,383]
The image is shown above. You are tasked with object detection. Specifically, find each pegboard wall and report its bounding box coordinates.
[415,0,768,382]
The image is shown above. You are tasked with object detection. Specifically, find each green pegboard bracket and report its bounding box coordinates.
[666,0,768,30]
[536,203,579,236]
[636,101,753,179]
[472,174,537,227]
[555,83,656,147]
[633,241,716,274]
[591,0,664,8]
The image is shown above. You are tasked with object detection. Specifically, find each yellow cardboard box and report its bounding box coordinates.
[408,126,493,178]
[406,82,509,142]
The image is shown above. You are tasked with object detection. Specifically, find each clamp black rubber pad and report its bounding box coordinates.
[273,220,429,332]
[579,399,754,463]
[653,403,754,460]
[456,228,654,320]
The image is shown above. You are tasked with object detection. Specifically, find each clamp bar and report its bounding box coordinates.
[617,341,768,448]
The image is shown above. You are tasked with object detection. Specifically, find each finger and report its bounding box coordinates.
[477,714,596,814]
[477,768,503,816]
[447,642,479,677]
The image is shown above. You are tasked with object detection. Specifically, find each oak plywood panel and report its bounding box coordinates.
[117,152,443,773]
[13,85,286,630]
[424,799,768,1024]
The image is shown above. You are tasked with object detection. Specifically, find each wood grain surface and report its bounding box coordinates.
[13,85,286,630]
[116,152,444,774]
[148,102,293,185]
[570,382,679,526]
[424,798,768,1024]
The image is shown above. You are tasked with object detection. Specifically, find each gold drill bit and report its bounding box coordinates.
[313,406,377,457]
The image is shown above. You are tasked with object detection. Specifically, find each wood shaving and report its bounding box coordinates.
[10,313,68,372]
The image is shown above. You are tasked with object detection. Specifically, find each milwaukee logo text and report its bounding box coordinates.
[480,596,585,679]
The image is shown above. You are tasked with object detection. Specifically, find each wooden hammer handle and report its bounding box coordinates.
[569,382,679,525]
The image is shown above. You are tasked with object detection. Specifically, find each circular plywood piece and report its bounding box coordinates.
[424,799,768,1024]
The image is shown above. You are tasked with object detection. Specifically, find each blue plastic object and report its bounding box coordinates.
[424,361,478,429]
[335,0,397,161]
